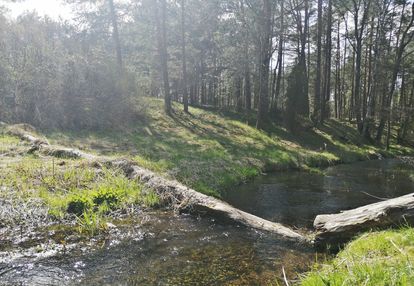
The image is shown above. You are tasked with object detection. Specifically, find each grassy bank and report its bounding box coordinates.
[47,97,412,197]
[0,132,159,234]
[300,228,414,286]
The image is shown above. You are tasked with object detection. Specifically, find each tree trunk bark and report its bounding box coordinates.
[155,0,172,114]
[256,0,272,129]
[274,0,284,115]
[313,0,323,123]
[321,0,332,124]
[181,0,188,113]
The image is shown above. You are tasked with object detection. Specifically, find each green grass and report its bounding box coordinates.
[45,98,413,197]
[300,228,414,286]
[0,156,159,234]
[0,133,23,154]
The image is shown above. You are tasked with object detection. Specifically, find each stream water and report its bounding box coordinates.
[1,158,414,285]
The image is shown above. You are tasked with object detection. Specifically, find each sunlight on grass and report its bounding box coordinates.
[44,97,413,197]
[0,157,159,234]
[301,228,414,286]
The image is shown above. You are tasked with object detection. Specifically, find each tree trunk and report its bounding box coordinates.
[108,0,123,69]
[156,0,172,114]
[256,0,272,129]
[321,0,332,124]
[181,0,188,113]
[234,74,243,111]
[398,78,414,143]
[352,0,371,132]
[244,67,252,110]
[334,20,341,119]
[313,0,323,123]
[274,0,284,115]
[362,14,379,140]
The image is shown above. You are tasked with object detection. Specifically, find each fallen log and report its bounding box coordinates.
[6,124,49,146]
[314,193,414,246]
[113,160,308,242]
[39,146,96,160]
[5,125,307,242]
[6,124,95,160]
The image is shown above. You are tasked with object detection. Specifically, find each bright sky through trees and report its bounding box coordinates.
[5,0,72,20]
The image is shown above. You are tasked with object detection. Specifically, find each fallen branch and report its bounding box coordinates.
[6,124,95,160]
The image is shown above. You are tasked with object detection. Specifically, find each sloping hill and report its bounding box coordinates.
[44,97,413,197]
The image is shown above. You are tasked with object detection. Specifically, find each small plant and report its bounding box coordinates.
[141,190,160,207]
[93,187,120,209]
[76,210,107,236]
[67,194,93,216]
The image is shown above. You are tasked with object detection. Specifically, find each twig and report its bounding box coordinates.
[389,239,404,254]
[282,266,290,286]
[360,191,389,201]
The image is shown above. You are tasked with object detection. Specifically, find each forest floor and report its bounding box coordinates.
[46,97,412,198]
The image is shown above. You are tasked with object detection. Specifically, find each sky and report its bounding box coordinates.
[5,0,73,20]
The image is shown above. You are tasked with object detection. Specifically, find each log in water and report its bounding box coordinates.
[314,193,414,245]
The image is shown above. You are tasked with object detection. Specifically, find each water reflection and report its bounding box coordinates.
[225,158,414,228]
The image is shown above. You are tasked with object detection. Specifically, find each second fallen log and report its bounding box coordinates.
[314,193,414,246]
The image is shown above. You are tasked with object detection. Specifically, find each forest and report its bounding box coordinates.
[1,0,414,285]
[0,0,413,145]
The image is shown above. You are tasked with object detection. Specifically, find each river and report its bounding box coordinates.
[1,158,413,285]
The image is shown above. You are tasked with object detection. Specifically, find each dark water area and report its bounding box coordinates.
[1,158,413,285]
[224,158,414,229]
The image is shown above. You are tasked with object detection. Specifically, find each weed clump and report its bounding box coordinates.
[93,187,120,209]
[67,194,93,216]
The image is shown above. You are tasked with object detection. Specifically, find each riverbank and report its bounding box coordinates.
[300,228,414,285]
[0,127,160,239]
[45,97,413,198]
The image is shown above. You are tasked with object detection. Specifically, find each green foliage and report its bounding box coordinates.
[76,210,107,236]
[141,190,160,207]
[301,228,414,286]
[67,194,93,216]
[0,147,158,234]
[93,188,120,209]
